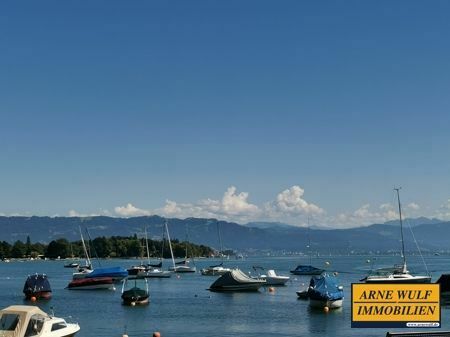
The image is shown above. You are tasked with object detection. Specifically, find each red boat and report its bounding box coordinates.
[67,277,114,290]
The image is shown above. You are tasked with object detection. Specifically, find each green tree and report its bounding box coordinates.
[11,240,26,258]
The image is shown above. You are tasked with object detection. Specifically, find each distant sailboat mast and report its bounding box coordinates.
[79,226,91,268]
[144,226,151,265]
[394,187,407,273]
[165,220,176,270]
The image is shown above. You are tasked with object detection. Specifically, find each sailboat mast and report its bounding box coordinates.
[394,187,407,272]
[79,227,91,268]
[217,222,224,264]
[144,226,151,264]
[165,220,176,269]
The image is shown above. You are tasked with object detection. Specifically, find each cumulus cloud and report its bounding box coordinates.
[159,186,260,222]
[332,203,398,228]
[114,203,151,217]
[273,186,324,215]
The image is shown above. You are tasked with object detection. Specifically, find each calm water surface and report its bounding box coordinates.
[0,255,449,337]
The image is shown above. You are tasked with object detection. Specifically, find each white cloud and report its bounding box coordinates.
[114,203,151,217]
[434,199,450,220]
[159,186,260,222]
[271,186,324,215]
[68,209,112,217]
[332,203,398,229]
[407,202,420,211]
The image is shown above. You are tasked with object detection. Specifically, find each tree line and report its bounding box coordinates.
[0,235,214,260]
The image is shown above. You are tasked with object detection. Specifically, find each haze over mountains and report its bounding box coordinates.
[0,216,448,254]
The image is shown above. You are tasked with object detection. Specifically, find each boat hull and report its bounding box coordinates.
[67,277,115,290]
[365,276,432,284]
[309,298,343,309]
[209,284,264,292]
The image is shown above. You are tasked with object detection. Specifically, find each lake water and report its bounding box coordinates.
[0,255,449,337]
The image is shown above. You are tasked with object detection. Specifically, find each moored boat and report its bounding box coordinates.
[67,277,115,290]
[0,305,80,337]
[363,188,431,284]
[23,274,52,300]
[258,269,290,286]
[307,273,344,309]
[290,265,324,275]
[121,277,149,305]
[201,263,232,276]
[209,269,266,292]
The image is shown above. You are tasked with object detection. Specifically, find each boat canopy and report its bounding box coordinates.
[307,273,343,301]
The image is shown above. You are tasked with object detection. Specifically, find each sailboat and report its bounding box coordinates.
[70,227,128,284]
[201,222,232,276]
[364,188,431,284]
[166,221,196,273]
[290,223,324,275]
[140,225,172,278]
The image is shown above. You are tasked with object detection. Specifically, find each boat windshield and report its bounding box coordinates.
[24,314,45,337]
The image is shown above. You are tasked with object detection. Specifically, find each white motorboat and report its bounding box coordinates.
[259,269,290,286]
[201,264,232,276]
[0,305,80,337]
[140,268,172,278]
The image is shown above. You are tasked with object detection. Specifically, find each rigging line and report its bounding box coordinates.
[406,218,430,275]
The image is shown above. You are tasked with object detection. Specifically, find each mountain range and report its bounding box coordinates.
[0,215,449,254]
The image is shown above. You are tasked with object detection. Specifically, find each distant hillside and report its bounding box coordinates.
[383,217,442,227]
[0,216,448,253]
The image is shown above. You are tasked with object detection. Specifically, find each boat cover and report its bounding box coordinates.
[86,266,128,278]
[23,274,51,294]
[307,273,343,301]
[147,261,162,268]
[210,269,264,289]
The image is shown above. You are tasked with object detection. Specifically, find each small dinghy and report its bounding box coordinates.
[23,274,52,300]
[121,277,149,305]
[307,273,344,309]
[209,269,266,292]
[0,305,80,337]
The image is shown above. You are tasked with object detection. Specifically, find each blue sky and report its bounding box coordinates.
[1,1,450,227]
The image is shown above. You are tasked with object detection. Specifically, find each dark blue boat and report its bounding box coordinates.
[307,273,344,309]
[290,265,324,275]
[23,274,52,300]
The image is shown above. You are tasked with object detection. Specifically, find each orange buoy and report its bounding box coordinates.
[30,296,37,302]
[153,332,161,337]
[268,287,275,293]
